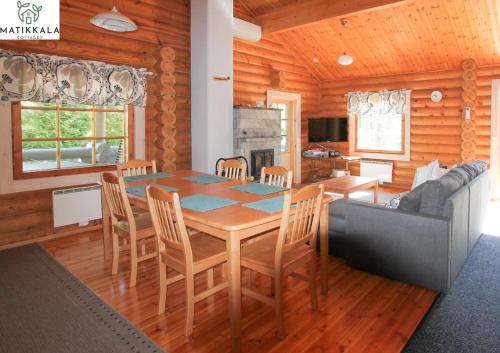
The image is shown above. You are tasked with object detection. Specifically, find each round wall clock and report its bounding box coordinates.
[430,90,443,102]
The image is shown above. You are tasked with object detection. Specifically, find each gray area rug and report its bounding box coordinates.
[404,234,500,353]
[0,244,165,353]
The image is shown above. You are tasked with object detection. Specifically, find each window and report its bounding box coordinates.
[355,111,404,153]
[349,90,410,161]
[12,102,134,179]
[271,102,289,152]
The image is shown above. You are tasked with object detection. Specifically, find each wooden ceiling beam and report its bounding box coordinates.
[255,0,408,35]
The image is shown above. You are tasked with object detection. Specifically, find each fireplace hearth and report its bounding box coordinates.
[251,149,274,180]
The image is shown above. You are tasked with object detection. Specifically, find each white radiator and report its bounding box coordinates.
[360,160,393,183]
[53,185,102,227]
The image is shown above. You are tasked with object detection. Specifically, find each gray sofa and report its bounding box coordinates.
[328,162,490,293]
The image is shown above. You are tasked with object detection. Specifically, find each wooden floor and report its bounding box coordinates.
[42,230,437,353]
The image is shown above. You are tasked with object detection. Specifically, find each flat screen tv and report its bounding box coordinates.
[308,117,348,142]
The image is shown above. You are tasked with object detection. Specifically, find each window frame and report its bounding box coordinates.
[349,91,411,162]
[12,102,135,179]
[353,112,406,155]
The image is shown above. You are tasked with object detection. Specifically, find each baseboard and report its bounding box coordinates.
[0,224,103,251]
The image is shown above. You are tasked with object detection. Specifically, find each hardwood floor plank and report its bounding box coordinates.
[41,231,437,353]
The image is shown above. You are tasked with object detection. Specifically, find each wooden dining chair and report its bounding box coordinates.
[117,159,157,177]
[146,185,228,338]
[100,172,157,287]
[217,159,247,180]
[240,184,324,339]
[260,166,293,188]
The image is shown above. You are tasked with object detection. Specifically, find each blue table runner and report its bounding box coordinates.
[124,172,173,182]
[180,194,239,212]
[126,184,178,197]
[242,196,285,214]
[182,175,230,184]
[231,183,287,195]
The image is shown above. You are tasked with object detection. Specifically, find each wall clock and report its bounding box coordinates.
[431,90,443,102]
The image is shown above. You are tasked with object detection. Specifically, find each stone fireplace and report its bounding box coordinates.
[233,107,281,179]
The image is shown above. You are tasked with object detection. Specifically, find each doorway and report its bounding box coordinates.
[491,80,500,200]
[267,90,301,184]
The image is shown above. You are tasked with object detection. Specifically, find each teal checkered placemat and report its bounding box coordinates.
[231,183,287,195]
[181,194,238,212]
[182,175,230,184]
[126,184,178,197]
[242,196,285,214]
[124,172,173,182]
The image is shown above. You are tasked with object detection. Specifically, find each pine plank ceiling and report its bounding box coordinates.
[236,0,500,80]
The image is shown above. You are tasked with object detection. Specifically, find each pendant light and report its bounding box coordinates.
[338,19,354,66]
[90,6,138,32]
[338,53,354,66]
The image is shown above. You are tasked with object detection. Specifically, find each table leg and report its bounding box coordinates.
[374,181,379,204]
[227,234,242,353]
[344,191,350,199]
[101,189,111,260]
[320,203,329,295]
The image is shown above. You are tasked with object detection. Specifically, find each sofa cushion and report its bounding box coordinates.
[419,170,466,216]
[329,198,348,218]
[452,166,472,184]
[469,160,487,176]
[398,181,427,212]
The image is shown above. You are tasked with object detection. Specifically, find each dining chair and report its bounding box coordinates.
[217,159,247,180]
[117,159,157,177]
[240,184,325,339]
[146,185,228,338]
[100,172,157,287]
[260,166,293,188]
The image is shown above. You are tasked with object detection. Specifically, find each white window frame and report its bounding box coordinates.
[349,90,411,161]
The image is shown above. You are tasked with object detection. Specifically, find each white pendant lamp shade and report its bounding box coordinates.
[338,53,354,66]
[90,6,137,32]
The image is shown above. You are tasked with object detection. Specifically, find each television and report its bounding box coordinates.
[308,117,348,142]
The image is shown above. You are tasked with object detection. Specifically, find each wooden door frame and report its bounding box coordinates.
[491,80,500,200]
[266,90,302,184]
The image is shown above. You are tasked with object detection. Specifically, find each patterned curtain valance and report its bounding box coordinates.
[347,89,410,116]
[0,49,148,107]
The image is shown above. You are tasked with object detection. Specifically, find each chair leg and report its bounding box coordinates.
[158,262,167,315]
[111,232,119,275]
[309,255,318,311]
[274,275,285,340]
[185,273,195,339]
[129,236,138,288]
[207,268,214,289]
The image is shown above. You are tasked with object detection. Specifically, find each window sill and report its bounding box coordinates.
[14,164,117,180]
[350,151,410,162]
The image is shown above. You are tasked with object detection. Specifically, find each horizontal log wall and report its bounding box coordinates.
[233,37,320,181]
[319,65,499,188]
[0,0,190,247]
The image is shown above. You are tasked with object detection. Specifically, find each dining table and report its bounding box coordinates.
[101,170,336,353]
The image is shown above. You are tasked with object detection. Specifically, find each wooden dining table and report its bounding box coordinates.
[101,170,336,353]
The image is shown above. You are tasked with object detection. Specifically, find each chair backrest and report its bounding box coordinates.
[275,184,324,266]
[117,159,157,177]
[100,172,135,227]
[260,166,293,188]
[146,185,193,264]
[217,159,247,180]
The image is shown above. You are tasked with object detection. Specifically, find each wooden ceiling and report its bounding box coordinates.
[236,0,500,80]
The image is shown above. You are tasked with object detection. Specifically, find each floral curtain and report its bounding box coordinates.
[347,89,410,116]
[0,49,148,107]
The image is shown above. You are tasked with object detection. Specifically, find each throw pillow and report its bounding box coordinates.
[385,194,401,209]
[398,181,427,212]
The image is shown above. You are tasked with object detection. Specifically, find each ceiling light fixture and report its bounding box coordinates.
[338,18,354,66]
[90,6,138,32]
[312,57,320,63]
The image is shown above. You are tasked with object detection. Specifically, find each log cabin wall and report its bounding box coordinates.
[233,38,321,181]
[319,62,498,188]
[0,0,190,248]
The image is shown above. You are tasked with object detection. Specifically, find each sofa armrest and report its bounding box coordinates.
[344,202,451,292]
